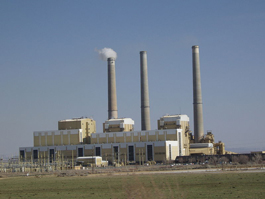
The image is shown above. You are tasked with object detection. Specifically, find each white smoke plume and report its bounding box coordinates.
[95,47,117,61]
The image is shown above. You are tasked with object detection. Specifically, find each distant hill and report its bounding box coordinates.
[226,147,265,154]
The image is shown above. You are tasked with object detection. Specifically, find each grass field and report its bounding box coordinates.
[0,171,264,199]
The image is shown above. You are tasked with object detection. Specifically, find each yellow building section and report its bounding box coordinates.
[103,123,134,133]
[140,132,147,142]
[40,135,46,146]
[62,149,77,158]
[20,141,180,164]
[214,142,225,155]
[54,134,61,145]
[24,151,32,160]
[131,132,139,142]
[58,117,96,144]
[188,131,225,155]
[107,134,114,143]
[62,134,68,145]
[70,133,80,144]
[103,118,134,133]
[47,134,53,146]
[189,143,215,155]
[90,129,184,145]
[154,146,165,159]
[189,147,214,155]
[114,135,122,143]
[157,115,190,135]
[33,130,82,147]
[76,157,108,167]
[34,135,39,147]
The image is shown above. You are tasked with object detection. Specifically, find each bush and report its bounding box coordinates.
[239,155,249,164]
[252,154,262,164]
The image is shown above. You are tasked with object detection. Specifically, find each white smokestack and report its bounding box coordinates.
[107,57,118,119]
[96,47,117,61]
[96,47,118,119]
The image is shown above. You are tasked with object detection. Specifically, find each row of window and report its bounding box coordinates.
[21,145,154,162]
[77,146,139,161]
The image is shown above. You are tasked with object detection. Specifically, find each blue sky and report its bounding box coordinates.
[1,0,265,156]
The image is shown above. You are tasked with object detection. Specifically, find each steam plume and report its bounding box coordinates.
[96,47,117,61]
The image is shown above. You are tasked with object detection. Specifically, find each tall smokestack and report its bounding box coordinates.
[107,57,118,119]
[140,51,151,130]
[192,45,204,142]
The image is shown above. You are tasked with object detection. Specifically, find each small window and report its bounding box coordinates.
[113,146,118,160]
[95,147,101,156]
[20,150,25,160]
[147,145,153,161]
[49,149,55,162]
[33,150,38,160]
[128,146,134,161]
[78,148,84,157]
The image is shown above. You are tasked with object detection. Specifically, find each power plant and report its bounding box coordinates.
[19,46,226,168]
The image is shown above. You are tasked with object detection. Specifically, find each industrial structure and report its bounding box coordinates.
[192,45,204,143]
[107,57,118,119]
[19,46,226,168]
[140,51,151,131]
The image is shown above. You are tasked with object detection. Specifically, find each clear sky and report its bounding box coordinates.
[1,0,265,157]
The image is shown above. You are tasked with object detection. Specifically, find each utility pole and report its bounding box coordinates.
[31,155,33,173]
[38,152,40,172]
[92,148,94,173]
[44,151,45,171]
[142,149,144,165]
[52,154,54,171]
[118,150,120,166]
[40,154,42,172]
[72,150,74,170]
[139,149,140,165]
[125,151,127,167]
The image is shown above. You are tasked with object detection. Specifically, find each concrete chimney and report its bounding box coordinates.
[107,57,118,119]
[140,51,151,130]
[192,45,204,142]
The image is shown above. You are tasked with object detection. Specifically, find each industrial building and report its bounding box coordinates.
[19,46,225,167]
[20,115,190,164]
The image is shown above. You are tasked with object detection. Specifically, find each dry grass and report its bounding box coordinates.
[0,171,264,198]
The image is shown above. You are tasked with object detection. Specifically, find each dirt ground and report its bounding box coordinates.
[1,164,264,179]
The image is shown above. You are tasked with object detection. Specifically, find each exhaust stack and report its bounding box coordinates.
[192,45,204,142]
[140,51,151,130]
[107,57,118,119]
